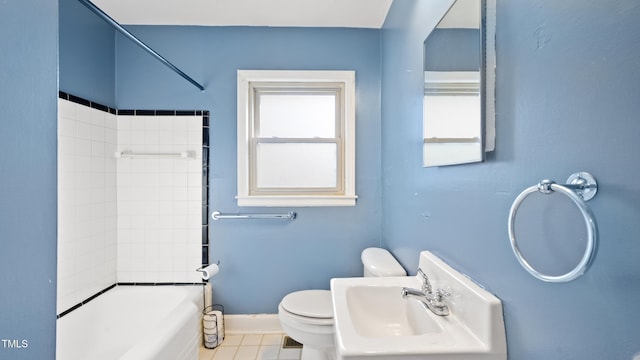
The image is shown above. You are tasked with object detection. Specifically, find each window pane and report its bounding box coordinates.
[258,94,336,138]
[256,143,337,189]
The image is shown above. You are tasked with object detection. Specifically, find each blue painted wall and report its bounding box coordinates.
[382,1,640,359]
[115,26,383,313]
[58,0,116,107]
[425,29,480,71]
[0,1,58,359]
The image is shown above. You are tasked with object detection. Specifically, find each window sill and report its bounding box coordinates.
[236,195,357,207]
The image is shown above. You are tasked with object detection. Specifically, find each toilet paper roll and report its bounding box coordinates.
[201,264,220,280]
[211,310,224,339]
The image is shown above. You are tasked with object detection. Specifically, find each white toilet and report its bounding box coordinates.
[278,247,407,360]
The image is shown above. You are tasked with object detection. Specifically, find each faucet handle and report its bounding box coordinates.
[417,268,427,279]
[416,268,432,293]
[433,289,451,303]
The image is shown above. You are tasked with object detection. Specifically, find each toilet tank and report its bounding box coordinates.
[361,247,407,277]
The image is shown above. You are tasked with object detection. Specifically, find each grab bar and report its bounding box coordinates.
[508,172,598,283]
[114,151,195,159]
[211,211,296,221]
[77,0,205,91]
[424,137,480,144]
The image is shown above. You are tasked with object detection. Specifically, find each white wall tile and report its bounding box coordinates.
[173,172,189,186]
[188,172,202,187]
[90,108,105,128]
[144,131,159,146]
[90,172,105,189]
[158,131,174,145]
[76,138,92,154]
[129,130,145,145]
[58,98,76,119]
[91,123,105,142]
[188,186,202,201]
[173,118,189,131]
[92,141,106,158]
[130,118,145,131]
[76,104,90,123]
[188,160,202,173]
[158,117,174,131]
[77,121,91,140]
[59,116,76,137]
[173,131,188,145]
[172,201,188,216]
[105,112,117,130]
[105,129,117,147]
[58,136,76,156]
[173,160,188,173]
[117,131,131,146]
[173,187,189,201]
[90,157,105,173]
[117,116,132,130]
[143,117,159,131]
[186,116,201,131]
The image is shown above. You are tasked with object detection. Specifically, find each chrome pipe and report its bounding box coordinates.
[77,0,205,91]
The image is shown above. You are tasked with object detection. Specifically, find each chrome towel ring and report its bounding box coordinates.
[508,172,598,283]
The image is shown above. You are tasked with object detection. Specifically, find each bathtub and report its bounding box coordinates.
[56,285,204,360]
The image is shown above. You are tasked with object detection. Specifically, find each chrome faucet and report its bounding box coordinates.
[401,268,450,316]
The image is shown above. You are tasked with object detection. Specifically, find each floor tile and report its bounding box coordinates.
[220,334,243,347]
[235,345,260,359]
[199,346,217,360]
[211,346,237,360]
[277,347,301,360]
[257,345,281,360]
[241,334,263,346]
[262,334,283,346]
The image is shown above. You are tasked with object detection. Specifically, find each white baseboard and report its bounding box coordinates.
[224,314,283,334]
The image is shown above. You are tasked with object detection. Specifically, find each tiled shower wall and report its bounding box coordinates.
[57,97,118,314]
[115,114,202,283]
[57,93,207,315]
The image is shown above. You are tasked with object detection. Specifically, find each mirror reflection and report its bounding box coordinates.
[423,0,494,167]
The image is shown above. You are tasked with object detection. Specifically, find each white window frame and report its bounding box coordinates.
[237,70,357,207]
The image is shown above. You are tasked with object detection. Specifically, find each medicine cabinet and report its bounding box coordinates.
[423,0,495,167]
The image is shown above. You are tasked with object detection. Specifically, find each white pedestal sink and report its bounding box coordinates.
[330,251,506,360]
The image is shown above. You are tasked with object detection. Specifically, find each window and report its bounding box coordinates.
[237,70,356,206]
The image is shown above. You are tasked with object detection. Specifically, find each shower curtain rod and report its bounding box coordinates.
[77,0,205,91]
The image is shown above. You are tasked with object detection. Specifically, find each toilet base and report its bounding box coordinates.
[301,345,336,360]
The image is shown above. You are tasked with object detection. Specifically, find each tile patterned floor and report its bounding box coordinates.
[199,333,302,360]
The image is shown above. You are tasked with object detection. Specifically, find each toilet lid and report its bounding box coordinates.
[281,290,333,319]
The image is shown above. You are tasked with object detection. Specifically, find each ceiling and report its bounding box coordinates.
[91,0,394,28]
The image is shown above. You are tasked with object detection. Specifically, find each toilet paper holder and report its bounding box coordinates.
[196,260,220,272]
[196,261,221,280]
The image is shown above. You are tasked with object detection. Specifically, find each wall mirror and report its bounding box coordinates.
[423,0,495,167]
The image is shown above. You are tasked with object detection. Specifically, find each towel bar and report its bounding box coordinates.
[211,211,296,221]
[508,172,598,283]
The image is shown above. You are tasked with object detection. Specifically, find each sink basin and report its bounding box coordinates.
[346,285,442,338]
[331,251,506,360]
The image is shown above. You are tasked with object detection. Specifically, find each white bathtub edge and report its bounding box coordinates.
[224,314,283,334]
[120,301,199,360]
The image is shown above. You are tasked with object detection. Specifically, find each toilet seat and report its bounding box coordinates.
[280,290,333,325]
